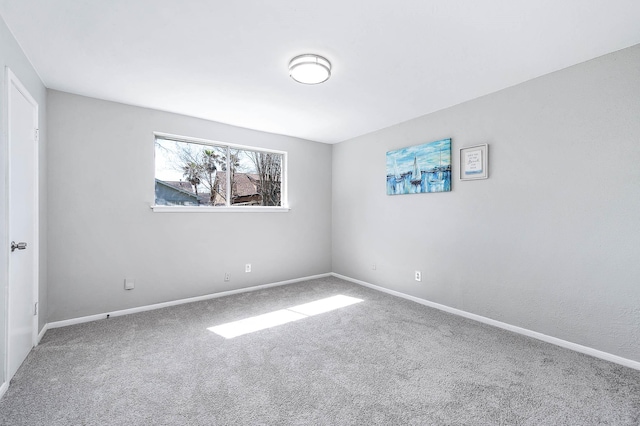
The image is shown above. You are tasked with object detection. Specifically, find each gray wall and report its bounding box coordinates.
[332,44,640,362]
[0,15,48,384]
[47,91,332,322]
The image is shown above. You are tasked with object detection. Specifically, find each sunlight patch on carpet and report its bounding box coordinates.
[208,295,363,338]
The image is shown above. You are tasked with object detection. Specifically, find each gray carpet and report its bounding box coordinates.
[1,276,639,425]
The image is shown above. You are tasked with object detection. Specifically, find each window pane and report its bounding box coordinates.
[154,138,226,206]
[230,148,282,206]
[154,137,284,208]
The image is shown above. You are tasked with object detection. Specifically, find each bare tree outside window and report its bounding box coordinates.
[247,151,282,206]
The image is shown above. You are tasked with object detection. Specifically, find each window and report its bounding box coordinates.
[154,133,287,211]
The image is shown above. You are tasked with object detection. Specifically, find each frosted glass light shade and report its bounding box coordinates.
[289,54,331,84]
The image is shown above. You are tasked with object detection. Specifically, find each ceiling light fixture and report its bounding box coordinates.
[288,54,331,85]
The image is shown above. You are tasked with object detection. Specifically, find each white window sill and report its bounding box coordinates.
[151,205,291,213]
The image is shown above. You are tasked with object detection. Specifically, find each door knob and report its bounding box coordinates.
[10,241,27,252]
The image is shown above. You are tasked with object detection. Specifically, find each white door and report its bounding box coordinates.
[7,69,39,381]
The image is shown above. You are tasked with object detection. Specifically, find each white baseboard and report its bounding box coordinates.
[0,381,7,400]
[36,323,48,344]
[48,273,332,329]
[332,273,640,371]
[39,271,640,371]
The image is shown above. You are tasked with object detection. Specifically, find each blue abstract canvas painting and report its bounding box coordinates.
[386,138,451,195]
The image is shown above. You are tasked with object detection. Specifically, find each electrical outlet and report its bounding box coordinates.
[415,271,422,281]
[245,263,251,273]
[372,263,377,270]
[224,272,230,282]
[124,278,135,290]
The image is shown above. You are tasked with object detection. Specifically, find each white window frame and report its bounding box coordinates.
[152,132,289,213]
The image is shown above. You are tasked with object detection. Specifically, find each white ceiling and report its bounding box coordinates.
[1,1,639,144]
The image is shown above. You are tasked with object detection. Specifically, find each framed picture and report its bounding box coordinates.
[386,138,451,195]
[460,144,488,180]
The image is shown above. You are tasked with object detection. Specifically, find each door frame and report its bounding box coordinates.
[4,67,39,384]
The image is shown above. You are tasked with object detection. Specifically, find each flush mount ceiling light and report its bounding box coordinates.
[288,54,331,85]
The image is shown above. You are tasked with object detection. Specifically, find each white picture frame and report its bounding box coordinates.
[460,144,488,180]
